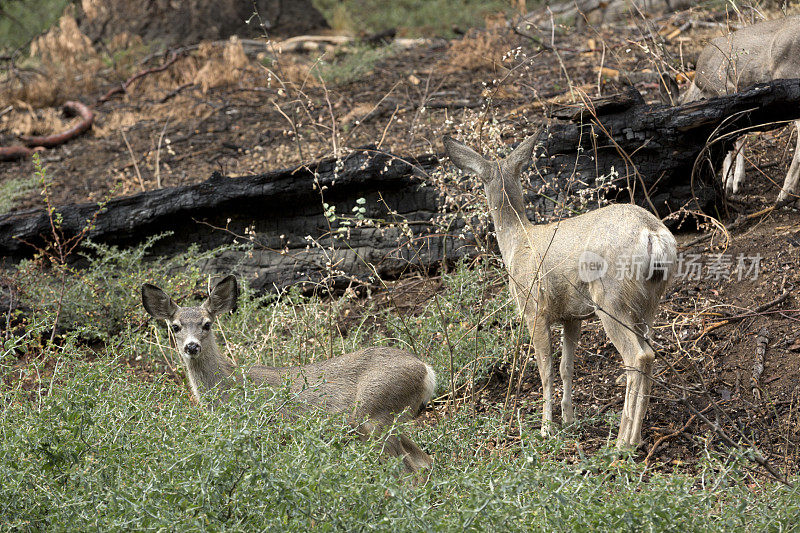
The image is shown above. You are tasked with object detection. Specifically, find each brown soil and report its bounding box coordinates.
[2,9,800,476]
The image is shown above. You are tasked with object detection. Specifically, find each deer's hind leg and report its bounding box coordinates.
[597,311,655,448]
[723,137,747,195]
[356,417,431,474]
[526,316,554,437]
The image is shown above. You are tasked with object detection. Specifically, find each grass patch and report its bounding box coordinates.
[314,44,394,86]
[312,0,515,38]
[3,240,800,529]
[0,0,69,52]
[0,176,38,214]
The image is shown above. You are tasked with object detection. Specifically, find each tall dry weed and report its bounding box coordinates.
[2,15,101,107]
[444,27,511,74]
[195,36,253,93]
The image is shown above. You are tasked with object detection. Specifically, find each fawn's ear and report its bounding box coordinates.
[141,284,179,321]
[443,136,493,181]
[501,136,536,178]
[203,275,239,317]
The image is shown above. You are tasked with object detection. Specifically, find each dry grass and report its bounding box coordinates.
[195,37,255,93]
[0,106,69,137]
[444,27,512,75]
[1,15,101,107]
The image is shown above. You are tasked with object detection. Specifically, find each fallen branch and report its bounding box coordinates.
[98,52,181,104]
[19,101,94,148]
[645,405,713,464]
[0,145,35,162]
[158,82,195,103]
[273,34,426,53]
[694,292,790,340]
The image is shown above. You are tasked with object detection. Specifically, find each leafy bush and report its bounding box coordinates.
[0,0,69,52]
[3,239,799,530]
[13,235,233,341]
[2,346,799,530]
[314,44,394,86]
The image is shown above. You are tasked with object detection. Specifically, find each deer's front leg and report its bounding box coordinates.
[531,318,554,437]
[560,320,581,426]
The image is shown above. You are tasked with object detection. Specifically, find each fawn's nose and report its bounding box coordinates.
[184,342,201,356]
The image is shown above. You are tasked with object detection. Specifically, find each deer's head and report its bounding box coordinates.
[442,135,536,214]
[141,275,239,361]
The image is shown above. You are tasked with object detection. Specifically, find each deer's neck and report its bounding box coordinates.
[184,338,238,402]
[484,178,533,264]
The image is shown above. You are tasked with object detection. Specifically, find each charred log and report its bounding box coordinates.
[2,79,800,291]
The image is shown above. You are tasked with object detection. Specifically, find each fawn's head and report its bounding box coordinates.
[443,135,536,212]
[141,275,239,360]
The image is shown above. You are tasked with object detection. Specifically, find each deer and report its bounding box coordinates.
[141,275,436,473]
[443,136,677,448]
[681,15,800,203]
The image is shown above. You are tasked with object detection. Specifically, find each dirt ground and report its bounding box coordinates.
[2,7,800,476]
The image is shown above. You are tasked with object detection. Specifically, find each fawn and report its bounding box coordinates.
[142,275,436,472]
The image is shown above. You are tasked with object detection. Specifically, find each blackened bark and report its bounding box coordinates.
[3,79,800,291]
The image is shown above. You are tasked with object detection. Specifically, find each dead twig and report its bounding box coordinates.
[645,405,713,465]
[694,292,790,340]
[121,130,146,192]
[682,196,796,248]
[98,52,181,104]
[158,82,195,103]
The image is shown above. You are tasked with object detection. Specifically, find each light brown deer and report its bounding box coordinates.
[443,136,677,447]
[141,275,436,473]
[682,15,800,203]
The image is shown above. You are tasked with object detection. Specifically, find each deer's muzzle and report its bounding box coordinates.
[185,342,201,356]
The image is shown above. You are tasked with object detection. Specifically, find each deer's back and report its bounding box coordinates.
[509,204,674,322]
[694,16,800,97]
[248,347,433,420]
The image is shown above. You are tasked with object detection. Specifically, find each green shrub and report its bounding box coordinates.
[1,348,799,530]
[3,239,799,530]
[0,0,69,53]
[314,44,394,86]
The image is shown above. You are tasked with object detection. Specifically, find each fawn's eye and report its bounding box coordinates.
[202,322,211,331]
[171,324,181,333]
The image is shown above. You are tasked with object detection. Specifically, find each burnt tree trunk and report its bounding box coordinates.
[2,79,800,291]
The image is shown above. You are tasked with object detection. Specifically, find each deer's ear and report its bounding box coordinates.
[203,275,239,316]
[443,136,493,181]
[142,284,178,321]
[501,136,536,178]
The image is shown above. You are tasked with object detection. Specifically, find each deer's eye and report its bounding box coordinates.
[202,322,212,331]
[171,324,181,333]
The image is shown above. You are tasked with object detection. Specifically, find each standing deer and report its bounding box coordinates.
[443,136,677,447]
[682,15,800,203]
[141,275,436,473]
